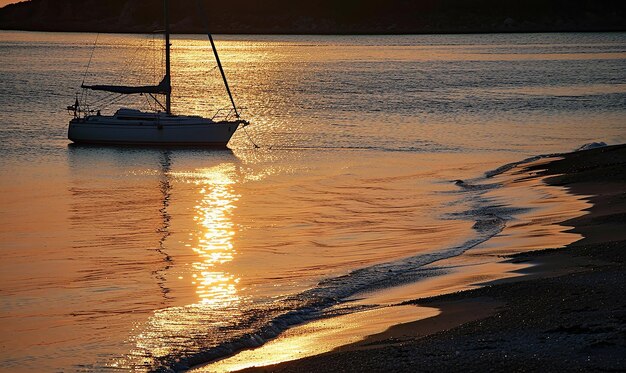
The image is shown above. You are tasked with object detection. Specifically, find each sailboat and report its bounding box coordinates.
[68,0,248,147]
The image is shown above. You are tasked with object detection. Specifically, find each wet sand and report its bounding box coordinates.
[239,144,626,372]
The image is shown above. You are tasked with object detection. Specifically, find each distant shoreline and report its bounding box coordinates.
[2,0,624,36]
[1,28,626,36]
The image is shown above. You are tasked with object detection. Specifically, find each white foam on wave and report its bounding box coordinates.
[484,141,609,179]
[576,141,607,151]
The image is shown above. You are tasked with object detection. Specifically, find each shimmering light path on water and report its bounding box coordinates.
[0,32,625,371]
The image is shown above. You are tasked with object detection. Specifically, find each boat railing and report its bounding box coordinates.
[211,107,247,122]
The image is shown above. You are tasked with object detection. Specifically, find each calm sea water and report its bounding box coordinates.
[0,31,625,371]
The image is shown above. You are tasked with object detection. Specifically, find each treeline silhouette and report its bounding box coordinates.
[1,0,624,33]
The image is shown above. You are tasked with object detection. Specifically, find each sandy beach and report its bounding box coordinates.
[238,144,626,372]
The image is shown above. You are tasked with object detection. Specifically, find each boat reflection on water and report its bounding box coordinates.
[66,145,246,370]
[125,162,244,370]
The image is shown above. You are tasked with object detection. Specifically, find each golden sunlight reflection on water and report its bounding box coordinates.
[116,163,245,369]
[191,164,240,307]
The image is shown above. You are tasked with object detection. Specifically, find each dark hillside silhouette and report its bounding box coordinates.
[1,0,625,33]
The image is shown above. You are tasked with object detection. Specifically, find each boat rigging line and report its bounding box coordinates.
[195,0,241,118]
[81,33,99,87]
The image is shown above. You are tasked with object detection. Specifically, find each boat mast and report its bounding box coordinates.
[164,0,172,114]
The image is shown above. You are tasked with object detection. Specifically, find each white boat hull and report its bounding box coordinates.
[68,112,241,147]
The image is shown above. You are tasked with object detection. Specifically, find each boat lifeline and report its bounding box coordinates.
[67,0,248,147]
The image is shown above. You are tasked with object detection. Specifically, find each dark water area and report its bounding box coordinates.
[0,31,625,371]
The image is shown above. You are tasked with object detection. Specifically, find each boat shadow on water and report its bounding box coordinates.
[66,142,240,177]
[67,142,237,155]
